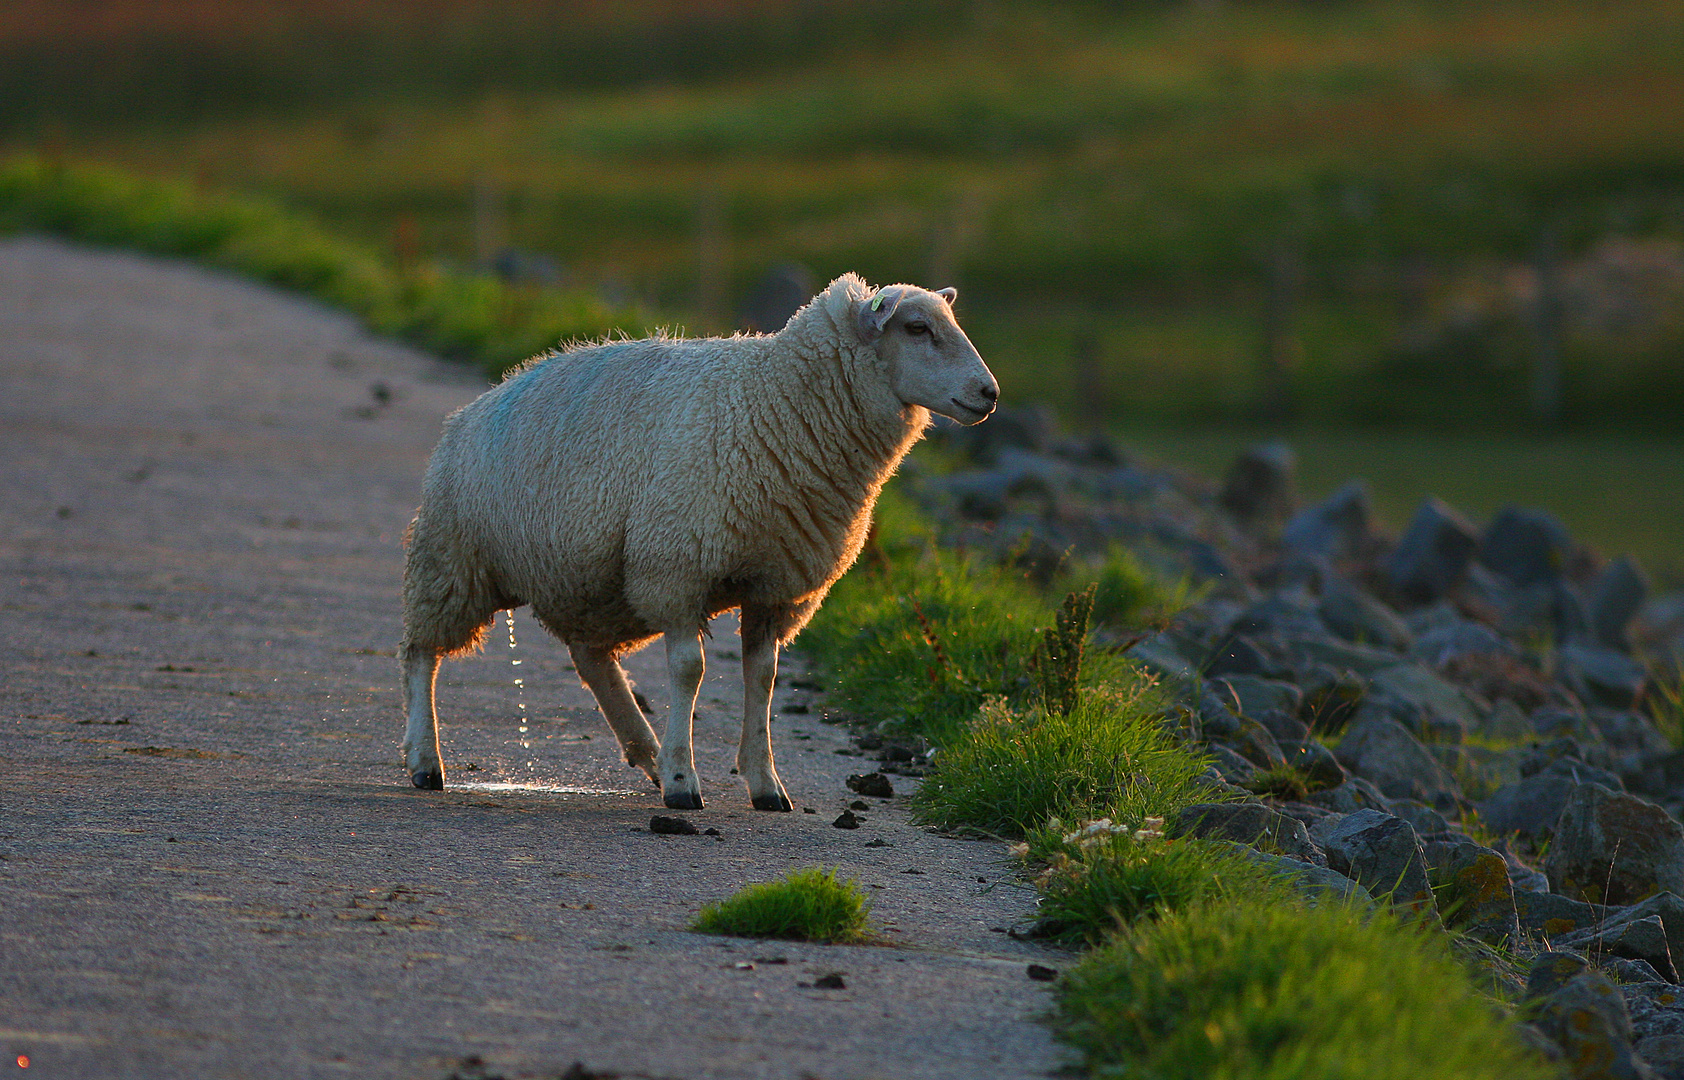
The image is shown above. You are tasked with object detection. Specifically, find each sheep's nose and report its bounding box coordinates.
[980,383,999,403]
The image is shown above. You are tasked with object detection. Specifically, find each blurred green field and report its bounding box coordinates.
[2,0,1679,569]
[6,0,1682,431]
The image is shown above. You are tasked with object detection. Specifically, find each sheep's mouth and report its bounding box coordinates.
[949,397,993,420]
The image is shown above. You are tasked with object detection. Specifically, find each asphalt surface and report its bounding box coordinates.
[0,237,1067,1080]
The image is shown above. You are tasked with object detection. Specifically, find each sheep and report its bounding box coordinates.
[400,273,998,810]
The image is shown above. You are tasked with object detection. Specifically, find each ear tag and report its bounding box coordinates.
[870,295,884,311]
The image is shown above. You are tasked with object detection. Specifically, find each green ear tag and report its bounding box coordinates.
[870,295,883,311]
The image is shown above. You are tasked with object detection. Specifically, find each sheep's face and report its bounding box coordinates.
[857,285,998,426]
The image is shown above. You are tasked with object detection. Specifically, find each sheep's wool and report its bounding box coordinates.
[402,273,928,657]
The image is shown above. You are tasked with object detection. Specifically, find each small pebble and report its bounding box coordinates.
[848,800,870,811]
[814,973,847,989]
[1027,964,1059,982]
[832,809,861,830]
[846,771,895,798]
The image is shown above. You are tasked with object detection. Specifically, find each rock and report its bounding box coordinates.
[1251,708,1310,744]
[1026,963,1059,982]
[1600,958,1670,986]
[1317,577,1413,652]
[1216,843,1373,906]
[1478,772,1582,841]
[937,403,1054,463]
[845,772,894,798]
[1481,506,1574,586]
[1218,441,1296,526]
[737,261,815,332]
[1367,663,1484,734]
[1310,809,1439,921]
[650,815,699,835]
[1331,714,1463,808]
[1412,620,1516,668]
[1545,784,1684,905]
[1423,837,1520,944]
[1529,951,1594,998]
[1530,968,1655,1080]
[1560,915,1678,984]
[1635,1036,1684,1079]
[1506,852,1552,893]
[1222,718,1288,770]
[1169,803,1325,865]
[1209,675,1303,721]
[1305,776,1390,814]
[1385,798,1451,836]
[1559,642,1649,709]
[1206,743,1258,784]
[1207,635,1280,680]
[1384,498,1480,603]
[1516,889,1606,939]
[1127,632,1197,683]
[1281,480,1371,563]
[1601,894,1684,976]
[1233,592,1326,639]
[832,810,861,830]
[1277,740,1346,790]
[1591,556,1651,652]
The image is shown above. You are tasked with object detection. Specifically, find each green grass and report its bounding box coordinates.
[909,688,1212,841]
[1055,900,1556,1080]
[1031,832,1270,947]
[692,867,873,945]
[0,154,649,377]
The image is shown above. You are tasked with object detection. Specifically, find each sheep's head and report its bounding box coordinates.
[856,284,998,426]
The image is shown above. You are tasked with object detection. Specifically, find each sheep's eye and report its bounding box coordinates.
[905,321,929,335]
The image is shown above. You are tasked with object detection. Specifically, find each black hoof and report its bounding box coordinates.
[752,793,793,812]
[664,790,704,811]
[410,768,444,791]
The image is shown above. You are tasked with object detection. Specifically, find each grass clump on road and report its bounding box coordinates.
[692,867,872,945]
[1055,900,1557,1080]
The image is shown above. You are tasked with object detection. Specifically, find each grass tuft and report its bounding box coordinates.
[909,687,1213,840]
[692,867,873,945]
[1055,900,1558,1080]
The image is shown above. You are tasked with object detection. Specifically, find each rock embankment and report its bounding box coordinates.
[910,408,1684,1079]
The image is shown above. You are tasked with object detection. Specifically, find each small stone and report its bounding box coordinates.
[1026,963,1059,982]
[1169,804,1324,865]
[863,837,891,848]
[650,815,699,835]
[803,807,816,814]
[832,810,861,830]
[702,827,721,837]
[846,772,895,798]
[1480,506,1573,587]
[1384,498,1480,603]
[1282,480,1371,562]
[1311,809,1439,922]
[813,973,846,989]
[1544,783,1684,905]
[848,800,870,811]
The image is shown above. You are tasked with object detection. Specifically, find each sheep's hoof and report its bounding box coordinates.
[751,793,793,812]
[663,790,704,810]
[410,768,444,791]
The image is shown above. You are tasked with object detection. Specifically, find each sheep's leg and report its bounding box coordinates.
[655,628,706,810]
[401,644,446,790]
[568,642,661,786]
[738,605,793,811]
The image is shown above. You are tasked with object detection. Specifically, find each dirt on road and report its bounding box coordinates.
[0,237,1065,1080]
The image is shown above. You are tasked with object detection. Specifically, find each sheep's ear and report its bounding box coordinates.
[857,286,905,343]
[936,286,957,305]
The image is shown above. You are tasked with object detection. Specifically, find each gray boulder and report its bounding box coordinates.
[1282,480,1371,563]
[1169,803,1325,865]
[1218,441,1296,526]
[1559,914,1678,984]
[1478,772,1583,840]
[1278,739,1347,790]
[1591,555,1650,652]
[1305,776,1391,815]
[1317,577,1413,652]
[1311,809,1439,921]
[1216,843,1373,906]
[1601,893,1684,977]
[1545,783,1684,905]
[1384,497,1480,603]
[1559,641,1650,709]
[1332,714,1463,808]
[1528,968,1656,1080]
[1516,889,1606,939]
[1412,619,1516,668]
[1366,663,1484,733]
[1481,506,1574,586]
[1423,837,1520,944]
[1209,674,1303,721]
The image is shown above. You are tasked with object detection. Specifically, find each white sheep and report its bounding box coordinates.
[400,273,998,810]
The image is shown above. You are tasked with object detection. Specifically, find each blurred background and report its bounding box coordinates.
[2,0,1680,577]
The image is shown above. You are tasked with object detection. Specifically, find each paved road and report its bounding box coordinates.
[0,237,1065,1080]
